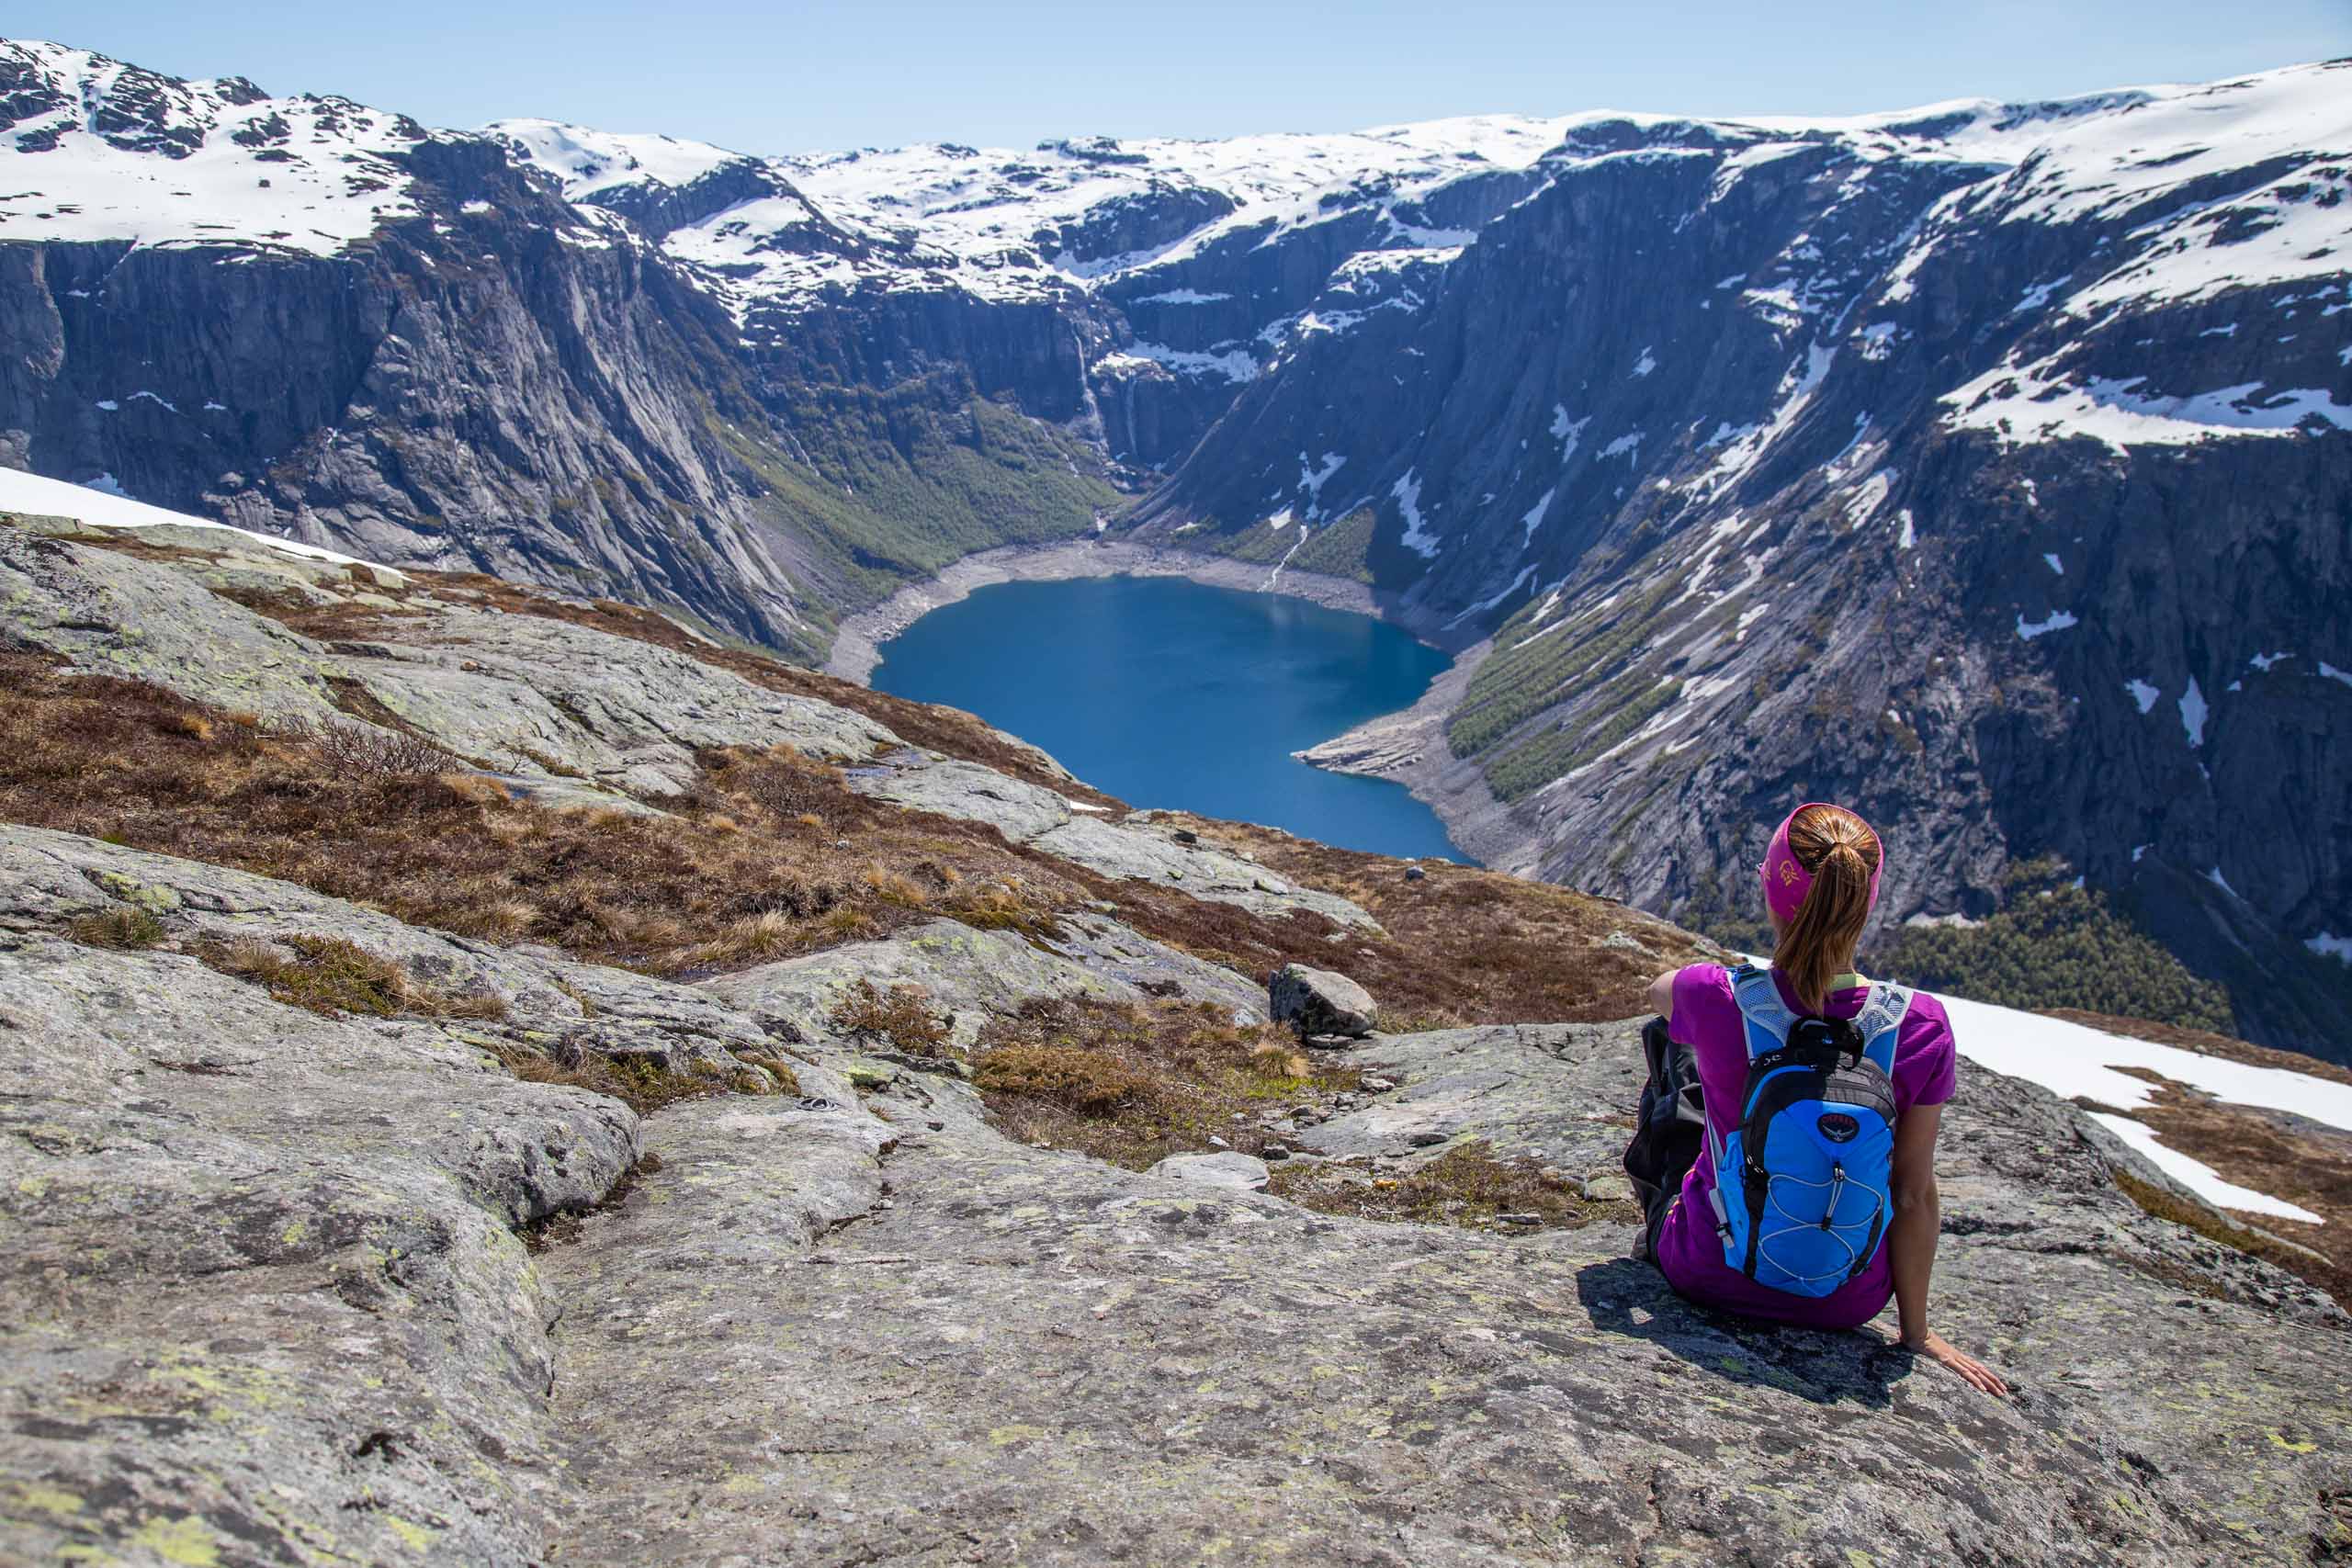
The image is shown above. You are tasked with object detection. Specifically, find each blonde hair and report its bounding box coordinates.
[1771,804,1882,1014]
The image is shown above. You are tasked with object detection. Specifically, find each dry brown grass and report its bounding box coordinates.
[731,1053,805,1097]
[967,996,1361,1168]
[196,933,509,1021]
[1117,813,1714,1027]
[2098,1077,2352,1311]
[1268,1142,1614,1233]
[0,654,1086,976]
[497,1047,731,1117]
[831,979,954,1055]
[272,715,456,778]
[0,641,1702,1050]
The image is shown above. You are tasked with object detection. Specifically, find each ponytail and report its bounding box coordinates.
[1771,805,1881,1013]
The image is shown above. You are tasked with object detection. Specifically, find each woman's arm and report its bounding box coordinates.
[1645,969,1677,1024]
[1887,1102,2008,1396]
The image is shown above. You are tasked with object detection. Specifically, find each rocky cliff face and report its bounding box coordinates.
[3,37,2346,1050]
[0,41,1117,659]
[2,510,2350,1565]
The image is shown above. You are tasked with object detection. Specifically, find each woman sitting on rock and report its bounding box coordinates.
[1627,802,2007,1396]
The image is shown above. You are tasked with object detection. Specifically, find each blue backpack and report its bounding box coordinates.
[1703,965,1911,1297]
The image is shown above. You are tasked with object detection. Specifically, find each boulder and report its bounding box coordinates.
[1147,1151,1272,1191]
[1268,962,1378,1038]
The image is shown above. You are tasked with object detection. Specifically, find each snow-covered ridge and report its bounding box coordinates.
[468,58,2352,381]
[0,39,430,256]
[482,119,743,200]
[6,32,2346,347]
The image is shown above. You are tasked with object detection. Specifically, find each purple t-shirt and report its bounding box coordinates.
[1654,964,1958,1329]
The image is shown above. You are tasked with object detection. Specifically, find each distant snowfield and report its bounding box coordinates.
[0,467,390,572]
[0,40,422,255]
[1934,989,2347,1224]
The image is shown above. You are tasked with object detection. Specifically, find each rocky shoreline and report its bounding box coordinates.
[820,538,1476,685]
[1290,634,1534,875]
[821,537,1516,864]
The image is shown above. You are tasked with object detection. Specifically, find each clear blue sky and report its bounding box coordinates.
[22,1,2351,154]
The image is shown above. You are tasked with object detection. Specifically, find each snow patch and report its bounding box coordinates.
[2016,610,2079,639]
[2086,1114,2322,1224]
[1114,340,1258,383]
[1944,364,2352,451]
[2124,678,2161,715]
[1131,288,1231,305]
[1520,487,1555,546]
[2179,676,2209,748]
[0,466,395,572]
[1392,470,1439,558]
[1934,988,2352,1134]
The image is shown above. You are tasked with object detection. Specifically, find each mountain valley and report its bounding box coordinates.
[0,38,2345,1055]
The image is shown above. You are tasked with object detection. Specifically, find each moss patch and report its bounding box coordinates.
[1270,1141,1615,1233]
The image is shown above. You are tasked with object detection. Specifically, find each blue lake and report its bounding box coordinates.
[870,575,1468,863]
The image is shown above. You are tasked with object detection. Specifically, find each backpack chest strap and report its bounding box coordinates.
[1732,966,1911,1074]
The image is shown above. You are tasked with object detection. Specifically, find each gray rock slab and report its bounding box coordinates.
[345,606,899,796]
[1039,910,1267,1021]
[0,824,793,1081]
[700,917,1141,1055]
[1297,1021,1642,1168]
[847,753,1076,840]
[847,750,1377,928]
[0,936,637,1566]
[0,526,898,807]
[537,1031,2352,1566]
[0,525,350,722]
[1031,812,1376,928]
[1148,1150,1272,1190]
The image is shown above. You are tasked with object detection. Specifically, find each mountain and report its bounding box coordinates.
[2,491,2349,1564]
[0,39,2346,1053]
[0,40,1118,660]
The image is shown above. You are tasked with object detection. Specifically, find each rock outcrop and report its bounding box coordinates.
[1147,1150,1273,1191]
[0,517,1378,929]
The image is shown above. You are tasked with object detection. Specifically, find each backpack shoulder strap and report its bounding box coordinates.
[1727,964,1795,1060]
[1851,981,1914,1074]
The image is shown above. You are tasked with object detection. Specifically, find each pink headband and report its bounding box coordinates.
[1760,803,1884,925]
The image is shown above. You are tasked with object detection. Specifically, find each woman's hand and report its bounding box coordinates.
[1902,1327,2009,1397]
